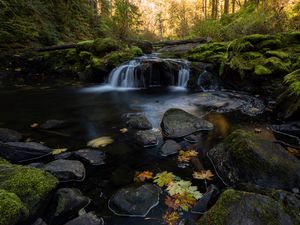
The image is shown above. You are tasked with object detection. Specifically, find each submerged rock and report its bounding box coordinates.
[46,188,90,225]
[134,130,158,147]
[161,108,213,138]
[0,142,52,162]
[192,91,265,116]
[0,158,58,216]
[0,128,22,142]
[160,140,181,156]
[64,212,103,225]
[109,184,161,217]
[124,113,152,130]
[208,130,300,190]
[73,149,106,166]
[197,189,296,225]
[43,159,85,182]
[40,120,66,130]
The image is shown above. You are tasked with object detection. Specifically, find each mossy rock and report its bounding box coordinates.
[0,162,58,215]
[243,34,272,44]
[90,56,105,70]
[197,189,296,225]
[208,130,300,189]
[266,50,289,59]
[0,189,29,225]
[284,69,300,96]
[264,57,291,74]
[92,38,122,56]
[258,38,282,49]
[254,65,272,76]
[76,40,94,53]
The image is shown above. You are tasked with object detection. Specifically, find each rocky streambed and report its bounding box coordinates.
[0,84,299,225]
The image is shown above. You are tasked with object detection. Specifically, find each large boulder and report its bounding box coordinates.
[0,128,22,142]
[43,160,85,182]
[197,189,296,225]
[0,142,52,163]
[124,113,152,130]
[208,130,300,190]
[46,188,91,225]
[108,184,161,217]
[161,108,213,138]
[134,130,158,147]
[64,212,103,225]
[0,158,58,216]
[0,189,29,225]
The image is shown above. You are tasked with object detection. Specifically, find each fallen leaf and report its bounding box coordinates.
[154,171,177,187]
[134,171,154,182]
[162,210,180,225]
[164,195,180,210]
[87,136,114,148]
[193,170,214,181]
[167,180,202,200]
[30,123,39,128]
[120,128,128,133]
[52,148,68,155]
[178,150,198,162]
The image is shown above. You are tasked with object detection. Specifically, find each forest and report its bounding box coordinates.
[0,1,300,225]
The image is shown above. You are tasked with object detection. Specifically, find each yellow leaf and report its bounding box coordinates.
[154,171,176,187]
[178,150,198,162]
[193,170,214,181]
[52,148,68,155]
[162,210,180,225]
[30,123,39,128]
[87,136,114,148]
[120,128,128,133]
[134,171,154,182]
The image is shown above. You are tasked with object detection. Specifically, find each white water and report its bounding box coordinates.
[177,67,190,87]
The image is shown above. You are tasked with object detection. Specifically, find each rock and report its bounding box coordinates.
[161,108,213,138]
[184,133,203,143]
[271,121,300,137]
[207,130,300,190]
[197,70,219,91]
[134,130,158,147]
[0,128,22,142]
[46,188,90,225]
[54,152,73,160]
[43,159,85,182]
[40,120,66,130]
[160,140,181,156]
[64,212,103,225]
[73,149,105,166]
[0,158,58,215]
[32,218,47,225]
[0,189,29,225]
[28,162,45,168]
[191,185,219,214]
[197,189,295,225]
[124,113,152,130]
[192,91,265,116]
[108,184,161,217]
[0,142,52,162]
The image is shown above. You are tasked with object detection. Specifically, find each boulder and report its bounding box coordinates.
[160,140,181,156]
[124,113,152,130]
[108,184,161,217]
[40,120,66,130]
[43,159,85,182]
[31,218,47,225]
[161,108,213,138]
[46,188,90,225]
[73,149,106,166]
[0,128,22,142]
[191,185,219,214]
[134,130,158,147]
[0,142,52,162]
[0,189,29,225]
[0,158,58,215]
[197,189,296,225]
[208,130,300,190]
[64,212,103,225]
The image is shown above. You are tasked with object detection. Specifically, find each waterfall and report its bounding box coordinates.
[107,56,190,89]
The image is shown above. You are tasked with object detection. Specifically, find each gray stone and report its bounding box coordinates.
[64,212,103,225]
[161,108,213,138]
[0,128,22,142]
[44,159,85,182]
[73,149,105,166]
[109,184,161,217]
[134,130,158,147]
[160,140,181,156]
[0,142,52,162]
[124,113,152,130]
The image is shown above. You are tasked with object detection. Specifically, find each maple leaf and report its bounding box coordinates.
[164,195,180,210]
[51,148,68,155]
[178,150,198,162]
[154,171,176,187]
[87,136,114,148]
[134,171,154,182]
[162,210,180,225]
[175,194,197,211]
[167,180,202,200]
[193,170,214,181]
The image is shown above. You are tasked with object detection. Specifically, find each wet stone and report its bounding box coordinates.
[73,149,106,166]
[64,212,103,225]
[43,159,85,182]
[0,128,22,142]
[124,113,152,130]
[160,140,181,156]
[134,130,158,147]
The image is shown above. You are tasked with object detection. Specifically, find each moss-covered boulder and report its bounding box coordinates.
[197,189,296,225]
[0,159,58,215]
[0,189,29,225]
[207,130,300,190]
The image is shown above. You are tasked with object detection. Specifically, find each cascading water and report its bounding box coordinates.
[107,56,190,89]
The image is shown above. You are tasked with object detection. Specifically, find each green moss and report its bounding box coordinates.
[266,50,289,59]
[243,34,271,44]
[284,69,300,95]
[258,39,282,49]
[90,56,105,70]
[243,51,262,59]
[129,46,143,56]
[265,57,291,74]
[254,65,272,75]
[0,158,9,165]
[0,164,58,214]
[93,38,122,56]
[0,189,29,225]
[76,40,94,52]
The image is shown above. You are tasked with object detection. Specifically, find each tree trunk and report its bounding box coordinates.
[232,0,235,13]
[224,0,229,14]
